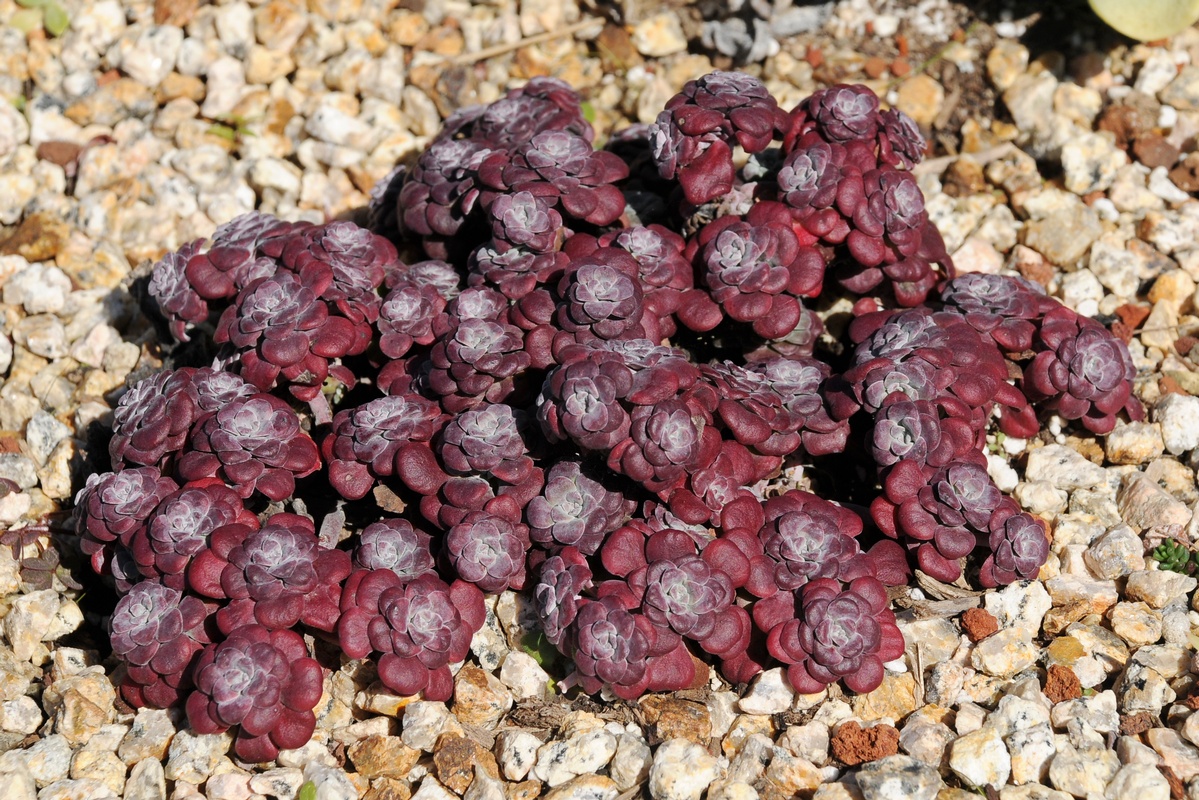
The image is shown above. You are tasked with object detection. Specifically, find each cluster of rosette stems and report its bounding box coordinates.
[71,72,1144,759]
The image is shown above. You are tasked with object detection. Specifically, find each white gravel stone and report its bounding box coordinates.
[1062,132,1127,195]
[118,26,183,88]
[498,651,550,700]
[200,57,248,119]
[649,739,720,800]
[1050,743,1120,796]
[984,580,1052,636]
[609,733,652,792]
[162,731,231,784]
[856,754,943,800]
[1105,763,1171,800]
[949,725,1010,788]
[302,762,358,800]
[122,759,164,800]
[971,628,1039,677]
[533,729,618,787]
[1006,723,1055,785]
[6,589,60,662]
[1153,393,1199,455]
[1085,525,1147,580]
[1025,445,1108,490]
[495,730,541,782]
[739,668,795,714]
[0,696,42,734]
[20,733,72,786]
[400,701,461,752]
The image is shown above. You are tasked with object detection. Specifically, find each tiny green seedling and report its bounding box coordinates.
[1150,538,1196,574]
[13,0,70,37]
[297,781,316,800]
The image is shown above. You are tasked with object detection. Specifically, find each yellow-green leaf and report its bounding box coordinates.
[1089,0,1199,41]
[43,3,69,37]
[10,8,42,33]
[14,0,49,8]
[297,782,316,800]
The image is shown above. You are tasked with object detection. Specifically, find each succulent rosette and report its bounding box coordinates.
[538,352,634,451]
[872,459,1002,582]
[387,258,462,299]
[527,460,635,554]
[980,501,1050,587]
[847,167,928,267]
[338,571,485,700]
[216,268,358,401]
[377,282,446,359]
[768,576,904,694]
[324,393,447,500]
[177,394,321,501]
[149,240,210,342]
[478,130,629,226]
[182,367,257,414]
[650,71,787,205]
[785,84,881,150]
[466,76,593,148]
[444,509,530,592]
[758,491,864,591]
[555,252,650,345]
[188,513,349,634]
[185,212,307,297]
[186,625,324,762]
[567,595,656,699]
[878,108,926,169]
[1023,306,1142,434]
[75,468,179,556]
[427,315,532,413]
[439,403,533,484]
[610,397,721,494]
[399,137,496,243]
[488,191,564,253]
[870,396,979,470]
[634,554,735,642]
[130,479,259,588]
[940,273,1056,354]
[109,371,200,469]
[110,580,215,708]
[534,547,593,647]
[354,519,437,580]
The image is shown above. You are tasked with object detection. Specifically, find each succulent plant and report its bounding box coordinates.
[149,240,210,342]
[338,571,485,700]
[110,580,214,708]
[75,469,180,567]
[1151,539,1195,574]
[188,513,350,633]
[354,519,437,580]
[109,371,200,470]
[112,72,1138,711]
[177,394,321,501]
[758,491,863,591]
[768,576,904,694]
[1023,306,1142,434]
[130,479,258,589]
[186,625,324,762]
[324,392,447,501]
[444,509,530,592]
[216,268,358,401]
[527,460,634,554]
[979,501,1050,587]
[568,595,656,699]
[478,130,629,226]
[650,71,787,205]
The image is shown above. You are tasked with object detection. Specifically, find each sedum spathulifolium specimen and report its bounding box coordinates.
[88,72,1144,733]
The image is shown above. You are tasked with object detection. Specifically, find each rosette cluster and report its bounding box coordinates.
[86,72,1145,728]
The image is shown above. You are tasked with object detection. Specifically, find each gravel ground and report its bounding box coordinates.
[3,1,1199,800]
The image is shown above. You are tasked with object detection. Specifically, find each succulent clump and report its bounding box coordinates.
[86,73,1143,730]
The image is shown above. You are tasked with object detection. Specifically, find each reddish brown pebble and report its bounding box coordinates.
[1169,152,1199,192]
[1119,712,1158,736]
[1133,134,1182,170]
[890,58,911,77]
[863,56,889,79]
[1160,375,1188,396]
[830,721,900,766]
[1160,765,1185,800]
[1174,335,1197,356]
[1184,693,1199,711]
[961,608,999,642]
[896,34,910,57]
[1043,664,1082,704]
[806,46,824,68]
